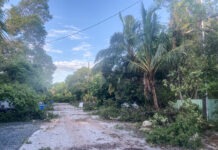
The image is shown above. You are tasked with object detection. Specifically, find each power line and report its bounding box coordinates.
[46,0,218,44]
[46,0,142,44]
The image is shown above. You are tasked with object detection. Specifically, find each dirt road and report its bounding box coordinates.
[19,103,159,150]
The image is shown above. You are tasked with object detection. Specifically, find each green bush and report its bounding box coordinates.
[209,121,218,131]
[119,107,148,122]
[0,83,44,122]
[83,102,97,111]
[52,95,74,103]
[150,113,169,127]
[147,100,204,149]
[97,106,120,119]
[96,105,149,122]
[0,111,16,122]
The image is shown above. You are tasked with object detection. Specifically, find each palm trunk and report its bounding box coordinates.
[172,32,177,49]
[151,79,159,110]
[143,73,147,98]
[143,73,151,100]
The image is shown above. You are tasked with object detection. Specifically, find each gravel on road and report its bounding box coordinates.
[20,103,160,150]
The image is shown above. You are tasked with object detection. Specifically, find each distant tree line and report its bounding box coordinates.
[53,0,218,110]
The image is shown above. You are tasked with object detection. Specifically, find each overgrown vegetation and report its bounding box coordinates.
[0,0,55,122]
[147,101,205,149]
[4,0,217,148]
[0,83,42,122]
[46,0,218,149]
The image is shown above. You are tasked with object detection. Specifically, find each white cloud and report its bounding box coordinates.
[53,15,62,20]
[72,42,92,51]
[72,42,93,58]
[44,44,63,54]
[53,60,94,83]
[53,69,73,83]
[64,25,80,31]
[54,60,92,71]
[3,3,12,10]
[47,25,88,40]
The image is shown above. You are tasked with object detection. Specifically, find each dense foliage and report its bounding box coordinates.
[0,83,45,122]
[148,101,204,149]
[50,0,218,149]
[52,0,218,113]
[0,0,55,121]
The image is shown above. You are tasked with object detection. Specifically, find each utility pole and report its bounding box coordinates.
[88,61,90,81]
[200,0,208,120]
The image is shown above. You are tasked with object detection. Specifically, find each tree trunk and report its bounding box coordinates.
[143,73,147,98]
[178,68,183,100]
[172,32,177,49]
[143,73,151,100]
[194,87,198,99]
[151,79,159,110]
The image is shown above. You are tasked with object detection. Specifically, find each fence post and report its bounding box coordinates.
[203,93,208,120]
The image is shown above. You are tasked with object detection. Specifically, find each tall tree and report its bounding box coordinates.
[5,0,55,88]
[131,4,185,110]
[6,0,52,47]
[94,14,144,105]
[157,0,218,99]
[130,5,165,110]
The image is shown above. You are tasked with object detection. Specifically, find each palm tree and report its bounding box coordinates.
[130,4,169,110]
[95,4,185,110]
[132,4,187,110]
[119,14,139,60]
[95,14,139,71]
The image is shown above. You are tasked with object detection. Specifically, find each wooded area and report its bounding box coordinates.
[0,0,55,121]
[53,0,218,111]
[51,0,218,148]
[0,0,218,149]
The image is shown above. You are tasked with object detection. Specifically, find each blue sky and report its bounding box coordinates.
[4,0,169,83]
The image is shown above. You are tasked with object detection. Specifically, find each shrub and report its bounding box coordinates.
[119,107,148,122]
[52,95,73,103]
[147,100,204,149]
[83,102,97,111]
[150,113,169,127]
[96,104,149,122]
[82,93,97,102]
[97,106,120,119]
[0,83,44,122]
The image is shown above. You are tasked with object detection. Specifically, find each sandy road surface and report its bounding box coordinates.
[20,103,159,150]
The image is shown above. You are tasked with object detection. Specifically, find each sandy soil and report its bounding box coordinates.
[19,103,159,150]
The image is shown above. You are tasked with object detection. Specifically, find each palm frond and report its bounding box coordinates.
[151,43,167,69]
[95,48,110,62]
[95,32,125,62]
[130,59,149,73]
[161,43,188,67]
